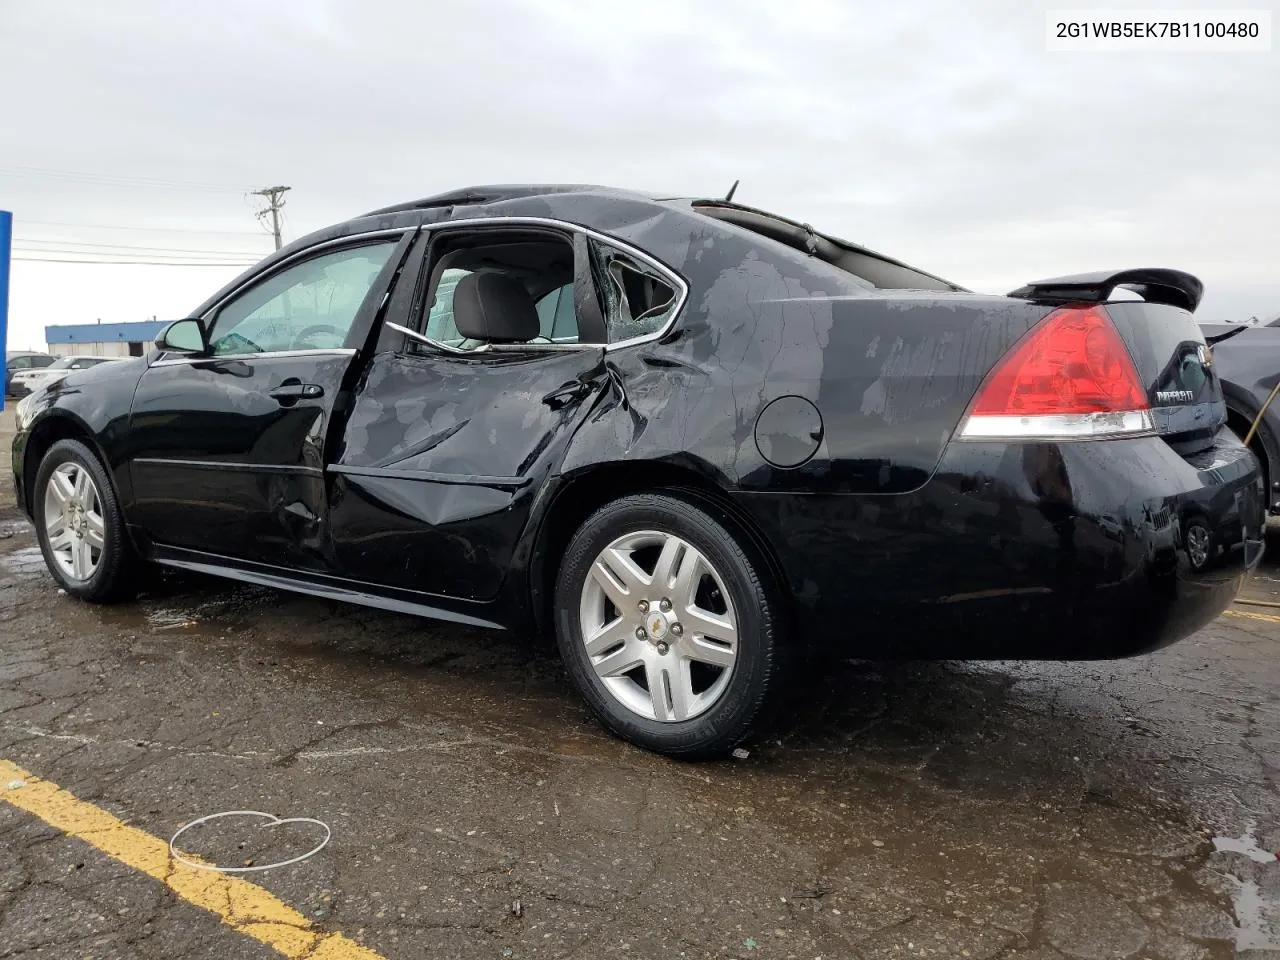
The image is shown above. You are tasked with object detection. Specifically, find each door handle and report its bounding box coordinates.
[542,380,593,410]
[268,381,324,405]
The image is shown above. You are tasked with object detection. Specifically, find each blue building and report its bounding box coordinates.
[45,320,170,357]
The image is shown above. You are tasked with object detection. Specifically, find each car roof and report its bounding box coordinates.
[359,183,663,218]
[354,185,960,290]
[189,184,962,318]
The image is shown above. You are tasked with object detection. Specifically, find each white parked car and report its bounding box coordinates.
[9,356,122,397]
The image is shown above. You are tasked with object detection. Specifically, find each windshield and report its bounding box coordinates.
[47,358,78,369]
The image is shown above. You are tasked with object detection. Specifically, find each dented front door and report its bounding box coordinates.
[329,346,606,600]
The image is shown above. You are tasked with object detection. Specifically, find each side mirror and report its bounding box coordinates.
[156,318,208,355]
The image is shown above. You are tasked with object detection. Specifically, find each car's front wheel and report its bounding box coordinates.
[33,439,139,603]
[553,492,786,758]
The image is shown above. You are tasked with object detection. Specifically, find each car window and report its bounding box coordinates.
[206,241,397,357]
[416,234,579,351]
[422,268,471,345]
[47,357,78,370]
[10,357,35,369]
[593,245,678,344]
[535,283,579,343]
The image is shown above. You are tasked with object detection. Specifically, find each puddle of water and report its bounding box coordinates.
[1212,821,1280,950]
[1233,878,1279,951]
[1213,825,1278,864]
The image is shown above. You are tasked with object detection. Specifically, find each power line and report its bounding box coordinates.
[15,249,260,263]
[15,237,268,257]
[20,219,262,236]
[0,164,250,194]
[13,256,257,266]
[252,185,291,250]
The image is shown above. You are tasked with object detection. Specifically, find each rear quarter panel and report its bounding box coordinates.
[563,287,1048,498]
[455,192,1051,494]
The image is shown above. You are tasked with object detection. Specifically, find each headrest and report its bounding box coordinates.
[453,272,539,343]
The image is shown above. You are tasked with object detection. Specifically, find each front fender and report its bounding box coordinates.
[13,363,145,517]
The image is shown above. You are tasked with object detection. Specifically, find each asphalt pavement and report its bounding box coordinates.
[0,405,1277,960]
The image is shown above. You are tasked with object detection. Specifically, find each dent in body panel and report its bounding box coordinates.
[562,290,1042,497]
[329,347,607,600]
[339,350,601,474]
[329,472,524,600]
[490,194,1046,496]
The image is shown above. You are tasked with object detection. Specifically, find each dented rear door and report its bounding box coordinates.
[329,346,606,600]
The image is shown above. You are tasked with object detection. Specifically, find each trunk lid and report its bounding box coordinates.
[1106,300,1225,454]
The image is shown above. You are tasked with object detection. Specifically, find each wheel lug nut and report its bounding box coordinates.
[659,598,671,612]
[671,623,683,636]
[656,642,669,655]
[637,600,649,614]
[635,627,647,640]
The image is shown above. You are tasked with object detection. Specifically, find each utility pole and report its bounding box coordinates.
[252,185,291,250]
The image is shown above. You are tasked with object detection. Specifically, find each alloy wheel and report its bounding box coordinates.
[43,462,105,582]
[579,529,738,722]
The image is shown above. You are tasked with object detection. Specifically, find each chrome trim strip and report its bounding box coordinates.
[329,463,530,490]
[133,458,324,477]
[149,229,412,365]
[388,322,596,355]
[384,320,478,355]
[410,216,689,353]
[198,228,411,320]
[151,548,505,631]
[150,348,357,367]
[488,342,596,353]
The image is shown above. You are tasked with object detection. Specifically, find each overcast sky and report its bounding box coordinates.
[1,0,1276,349]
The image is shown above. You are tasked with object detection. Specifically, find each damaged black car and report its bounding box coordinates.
[11,185,1265,757]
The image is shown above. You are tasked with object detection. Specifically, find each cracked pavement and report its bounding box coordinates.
[0,436,1278,959]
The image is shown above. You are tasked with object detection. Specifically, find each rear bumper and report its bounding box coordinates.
[735,428,1265,659]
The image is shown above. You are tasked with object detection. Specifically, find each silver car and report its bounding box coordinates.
[9,356,122,398]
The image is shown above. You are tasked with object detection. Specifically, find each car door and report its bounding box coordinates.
[327,222,611,602]
[126,231,414,570]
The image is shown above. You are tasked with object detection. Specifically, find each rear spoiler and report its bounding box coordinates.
[1007,268,1203,313]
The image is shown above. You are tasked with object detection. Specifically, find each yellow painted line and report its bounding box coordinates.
[0,759,385,960]
[1225,607,1280,624]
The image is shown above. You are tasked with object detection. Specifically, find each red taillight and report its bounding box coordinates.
[960,305,1154,440]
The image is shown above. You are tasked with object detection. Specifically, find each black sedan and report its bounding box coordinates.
[10,185,1265,757]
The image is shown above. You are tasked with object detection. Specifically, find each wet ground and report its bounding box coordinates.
[0,412,1277,959]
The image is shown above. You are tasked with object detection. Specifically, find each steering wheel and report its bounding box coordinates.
[290,324,346,350]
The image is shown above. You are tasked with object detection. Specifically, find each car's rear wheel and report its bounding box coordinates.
[553,492,785,758]
[33,439,139,603]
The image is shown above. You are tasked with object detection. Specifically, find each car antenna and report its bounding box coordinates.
[724,179,740,202]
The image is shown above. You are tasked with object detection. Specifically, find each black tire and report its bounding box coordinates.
[33,438,140,603]
[553,492,786,759]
